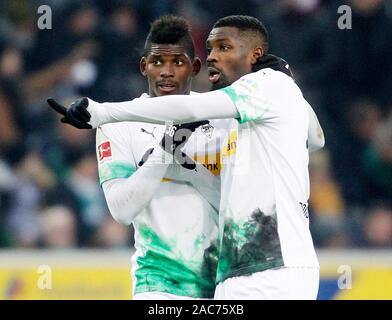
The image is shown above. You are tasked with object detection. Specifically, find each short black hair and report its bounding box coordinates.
[144,15,195,58]
[213,15,269,53]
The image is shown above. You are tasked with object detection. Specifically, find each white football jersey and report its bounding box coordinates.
[96,93,230,297]
[216,69,319,283]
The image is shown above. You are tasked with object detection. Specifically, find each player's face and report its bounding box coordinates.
[206,27,256,90]
[140,44,200,97]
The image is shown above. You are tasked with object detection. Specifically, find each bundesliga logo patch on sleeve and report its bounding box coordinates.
[98,141,112,162]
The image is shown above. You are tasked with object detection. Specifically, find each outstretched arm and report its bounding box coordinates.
[47,92,238,129]
[87,91,238,128]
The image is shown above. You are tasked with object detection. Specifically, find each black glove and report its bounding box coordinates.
[47,97,92,129]
[253,54,294,79]
[138,120,209,170]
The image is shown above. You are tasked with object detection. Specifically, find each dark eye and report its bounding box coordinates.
[175,60,184,66]
[206,47,212,54]
[220,45,230,51]
[152,59,162,65]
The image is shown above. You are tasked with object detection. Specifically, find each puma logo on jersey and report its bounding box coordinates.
[141,127,157,140]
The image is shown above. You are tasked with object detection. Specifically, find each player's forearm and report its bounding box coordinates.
[87,91,238,128]
[102,148,171,225]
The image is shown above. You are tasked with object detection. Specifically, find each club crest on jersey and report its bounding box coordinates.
[98,141,112,162]
[200,123,214,138]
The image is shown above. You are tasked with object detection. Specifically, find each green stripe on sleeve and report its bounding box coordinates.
[98,161,136,185]
[220,86,254,124]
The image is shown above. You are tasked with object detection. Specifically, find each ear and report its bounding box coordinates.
[140,56,147,76]
[192,57,202,77]
[250,47,263,65]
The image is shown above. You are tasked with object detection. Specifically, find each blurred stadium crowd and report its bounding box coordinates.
[0,0,391,250]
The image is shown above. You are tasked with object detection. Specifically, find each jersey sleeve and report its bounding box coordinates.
[96,124,136,185]
[219,69,295,124]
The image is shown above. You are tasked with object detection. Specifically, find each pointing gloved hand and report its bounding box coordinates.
[47,97,92,129]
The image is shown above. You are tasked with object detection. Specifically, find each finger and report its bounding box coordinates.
[61,116,91,129]
[78,102,91,118]
[61,117,82,129]
[182,120,209,131]
[70,113,92,129]
[188,120,209,127]
[80,97,89,108]
[60,117,69,124]
[47,98,67,116]
[195,120,209,126]
[75,105,91,122]
[61,115,84,129]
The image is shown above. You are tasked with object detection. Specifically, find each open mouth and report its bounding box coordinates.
[157,82,177,93]
[208,67,221,83]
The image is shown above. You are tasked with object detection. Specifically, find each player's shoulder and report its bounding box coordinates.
[96,122,131,150]
[98,121,135,136]
[248,68,294,86]
[246,68,302,100]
